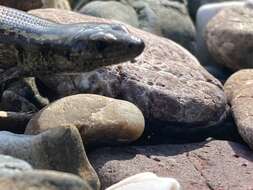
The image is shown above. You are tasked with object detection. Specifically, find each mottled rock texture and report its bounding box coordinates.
[25,94,145,147]
[89,140,253,190]
[29,9,228,140]
[195,1,243,81]
[224,69,253,149]
[206,5,253,71]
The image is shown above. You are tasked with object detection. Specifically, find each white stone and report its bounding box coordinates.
[246,0,253,5]
[196,1,245,65]
[106,172,181,190]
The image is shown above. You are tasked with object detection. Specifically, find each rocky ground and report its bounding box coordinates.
[0,0,252,190]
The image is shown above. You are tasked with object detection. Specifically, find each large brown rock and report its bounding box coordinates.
[89,140,253,190]
[25,94,145,146]
[205,5,253,71]
[29,9,228,140]
[224,69,253,149]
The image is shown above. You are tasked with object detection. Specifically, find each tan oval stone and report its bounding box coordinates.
[205,5,253,70]
[224,69,253,149]
[25,94,145,146]
[224,69,253,102]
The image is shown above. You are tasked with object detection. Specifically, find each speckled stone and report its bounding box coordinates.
[29,9,228,141]
[205,5,253,70]
[89,140,253,190]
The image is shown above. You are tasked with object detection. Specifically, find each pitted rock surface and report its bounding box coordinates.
[224,69,253,149]
[29,9,228,138]
[205,6,253,70]
[89,140,253,190]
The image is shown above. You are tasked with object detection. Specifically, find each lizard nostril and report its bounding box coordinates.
[96,41,107,51]
[128,43,134,49]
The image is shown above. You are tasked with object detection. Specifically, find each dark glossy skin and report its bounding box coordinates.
[0,0,43,11]
[0,5,145,76]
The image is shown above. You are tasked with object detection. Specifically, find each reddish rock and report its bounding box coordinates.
[29,9,228,139]
[89,140,253,190]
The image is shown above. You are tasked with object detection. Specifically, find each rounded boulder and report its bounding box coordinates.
[205,5,253,70]
[25,94,145,146]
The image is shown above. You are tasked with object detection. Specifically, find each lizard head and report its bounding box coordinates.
[67,23,145,69]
